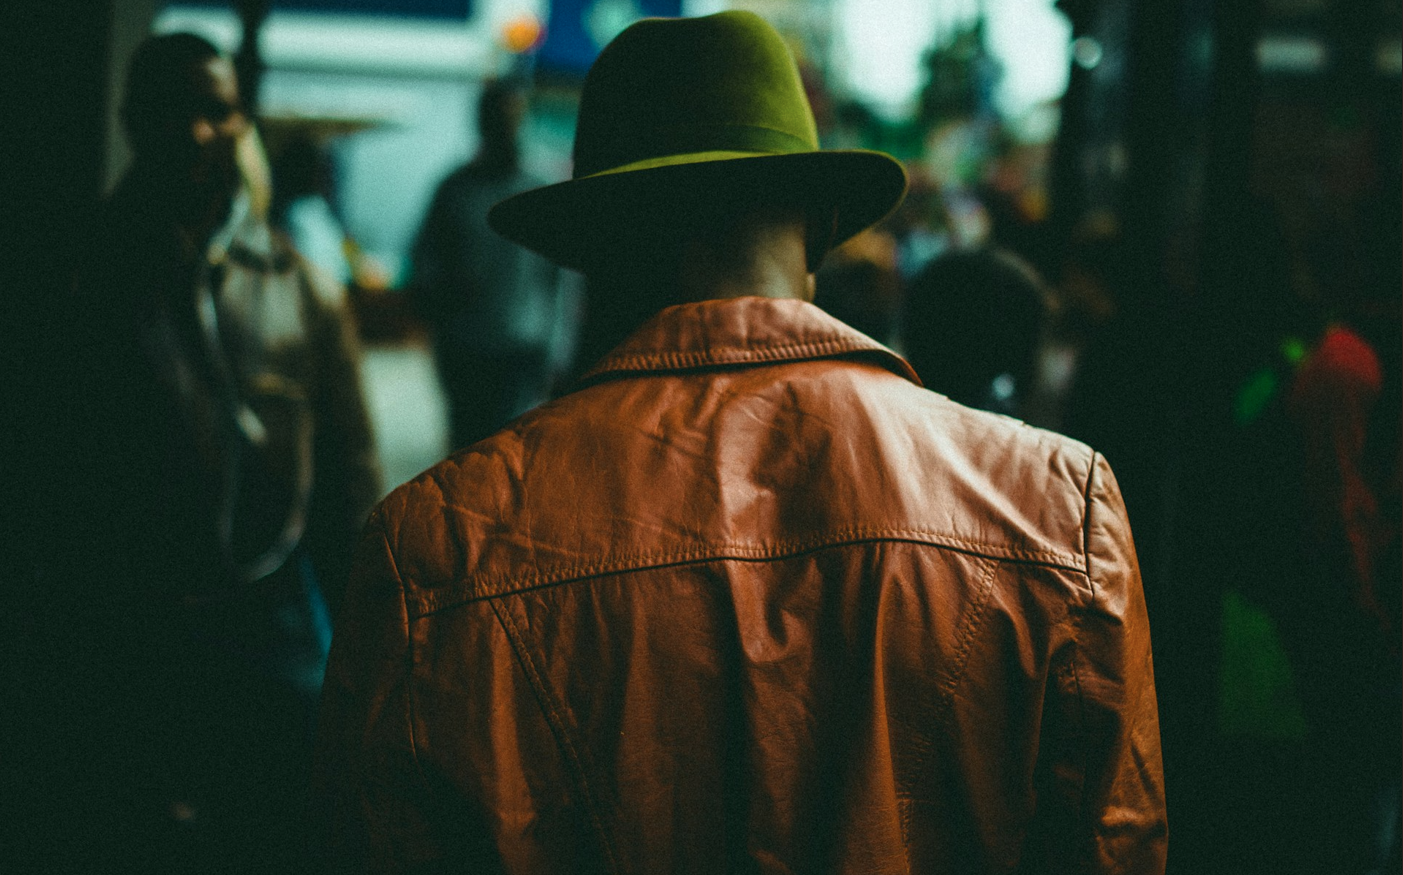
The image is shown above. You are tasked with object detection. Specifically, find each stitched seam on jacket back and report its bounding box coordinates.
[591,339,867,373]
[934,556,998,723]
[897,555,998,835]
[487,598,623,874]
[578,342,917,387]
[408,528,1081,618]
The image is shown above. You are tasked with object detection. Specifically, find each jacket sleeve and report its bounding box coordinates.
[1064,452,1168,873]
[314,507,443,873]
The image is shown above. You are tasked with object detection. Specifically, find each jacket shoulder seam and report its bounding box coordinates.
[406,527,1082,618]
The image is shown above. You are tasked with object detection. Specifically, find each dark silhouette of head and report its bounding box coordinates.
[813,230,902,346]
[123,33,238,154]
[271,133,334,224]
[902,247,1050,416]
[121,32,248,229]
[475,78,527,170]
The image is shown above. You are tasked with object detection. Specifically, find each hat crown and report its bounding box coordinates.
[572,11,820,179]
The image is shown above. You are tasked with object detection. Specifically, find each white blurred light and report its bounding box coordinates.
[681,0,729,14]
[833,0,1070,123]
[1256,35,1328,73]
[1376,38,1402,75]
[154,7,491,76]
[991,373,1017,402]
[586,0,645,50]
[834,0,949,120]
[1071,36,1103,69]
[987,0,1073,117]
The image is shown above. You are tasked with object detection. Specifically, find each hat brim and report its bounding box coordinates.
[488,149,907,271]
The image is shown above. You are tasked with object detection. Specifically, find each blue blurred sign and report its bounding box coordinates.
[538,0,681,75]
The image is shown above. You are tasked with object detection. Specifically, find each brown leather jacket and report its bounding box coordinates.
[316,297,1166,873]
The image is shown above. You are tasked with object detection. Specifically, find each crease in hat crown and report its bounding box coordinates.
[487,10,907,270]
[571,11,821,178]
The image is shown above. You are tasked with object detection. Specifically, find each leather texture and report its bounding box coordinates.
[316,296,1166,874]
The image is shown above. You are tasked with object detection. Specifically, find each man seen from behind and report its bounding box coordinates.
[316,13,1166,873]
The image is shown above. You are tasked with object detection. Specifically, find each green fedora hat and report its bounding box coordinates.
[488,10,908,271]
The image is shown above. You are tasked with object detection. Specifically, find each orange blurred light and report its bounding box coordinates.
[501,14,543,54]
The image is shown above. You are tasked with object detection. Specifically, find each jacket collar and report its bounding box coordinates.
[577,296,921,387]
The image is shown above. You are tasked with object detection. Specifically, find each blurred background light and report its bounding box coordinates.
[1376,37,1402,74]
[1256,34,1328,73]
[834,0,1070,122]
[1071,36,1103,70]
[499,11,544,52]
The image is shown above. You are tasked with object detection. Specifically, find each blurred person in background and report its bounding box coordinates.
[1056,215,1161,525]
[812,226,903,347]
[1267,199,1401,875]
[56,32,380,872]
[316,13,1166,872]
[408,77,576,450]
[975,128,1056,279]
[271,132,355,287]
[270,130,399,339]
[886,169,949,280]
[1187,191,1401,874]
[901,246,1054,425]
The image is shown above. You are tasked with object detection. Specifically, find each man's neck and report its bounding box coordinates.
[676,217,813,304]
[571,211,814,382]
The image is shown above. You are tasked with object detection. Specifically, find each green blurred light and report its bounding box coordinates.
[1234,368,1279,426]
